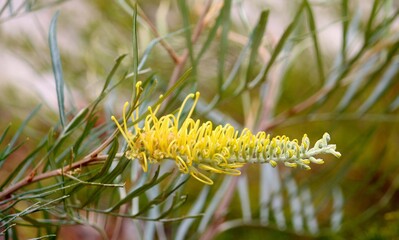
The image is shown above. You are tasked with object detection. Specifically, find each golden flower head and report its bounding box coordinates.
[112,84,341,185]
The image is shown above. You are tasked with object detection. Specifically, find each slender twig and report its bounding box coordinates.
[261,85,333,131]
[159,0,213,114]
[0,153,123,200]
[165,0,213,93]
[138,5,180,64]
[258,67,283,129]
[90,130,119,157]
[228,31,270,62]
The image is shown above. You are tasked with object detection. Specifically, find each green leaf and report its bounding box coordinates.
[6,182,67,203]
[63,108,89,136]
[0,140,46,190]
[304,0,325,84]
[248,3,305,88]
[194,2,224,63]
[91,54,127,112]
[0,124,11,146]
[1,195,70,230]
[91,139,119,180]
[132,3,138,95]
[138,28,186,71]
[108,167,172,212]
[245,10,269,83]
[48,11,66,128]
[129,68,192,125]
[73,115,97,155]
[364,0,381,43]
[341,0,349,61]
[177,0,194,68]
[389,95,399,112]
[155,193,188,220]
[79,157,130,207]
[367,9,399,45]
[134,176,187,216]
[226,9,269,96]
[175,186,209,240]
[358,57,399,115]
[217,0,232,93]
[0,105,41,168]
[206,10,268,110]
[336,55,379,112]
[221,42,250,92]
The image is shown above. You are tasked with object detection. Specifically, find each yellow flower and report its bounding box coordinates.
[112,84,341,185]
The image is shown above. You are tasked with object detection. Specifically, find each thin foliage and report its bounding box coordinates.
[1,0,398,239]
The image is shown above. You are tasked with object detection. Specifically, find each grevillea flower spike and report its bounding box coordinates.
[112,82,341,185]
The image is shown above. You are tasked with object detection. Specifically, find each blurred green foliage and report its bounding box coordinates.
[1,0,399,239]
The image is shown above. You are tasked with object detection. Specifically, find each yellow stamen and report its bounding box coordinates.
[177,93,195,124]
[189,166,214,185]
[111,115,135,150]
[140,152,148,172]
[176,156,189,173]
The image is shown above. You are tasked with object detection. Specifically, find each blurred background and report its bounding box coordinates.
[1,0,399,239]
